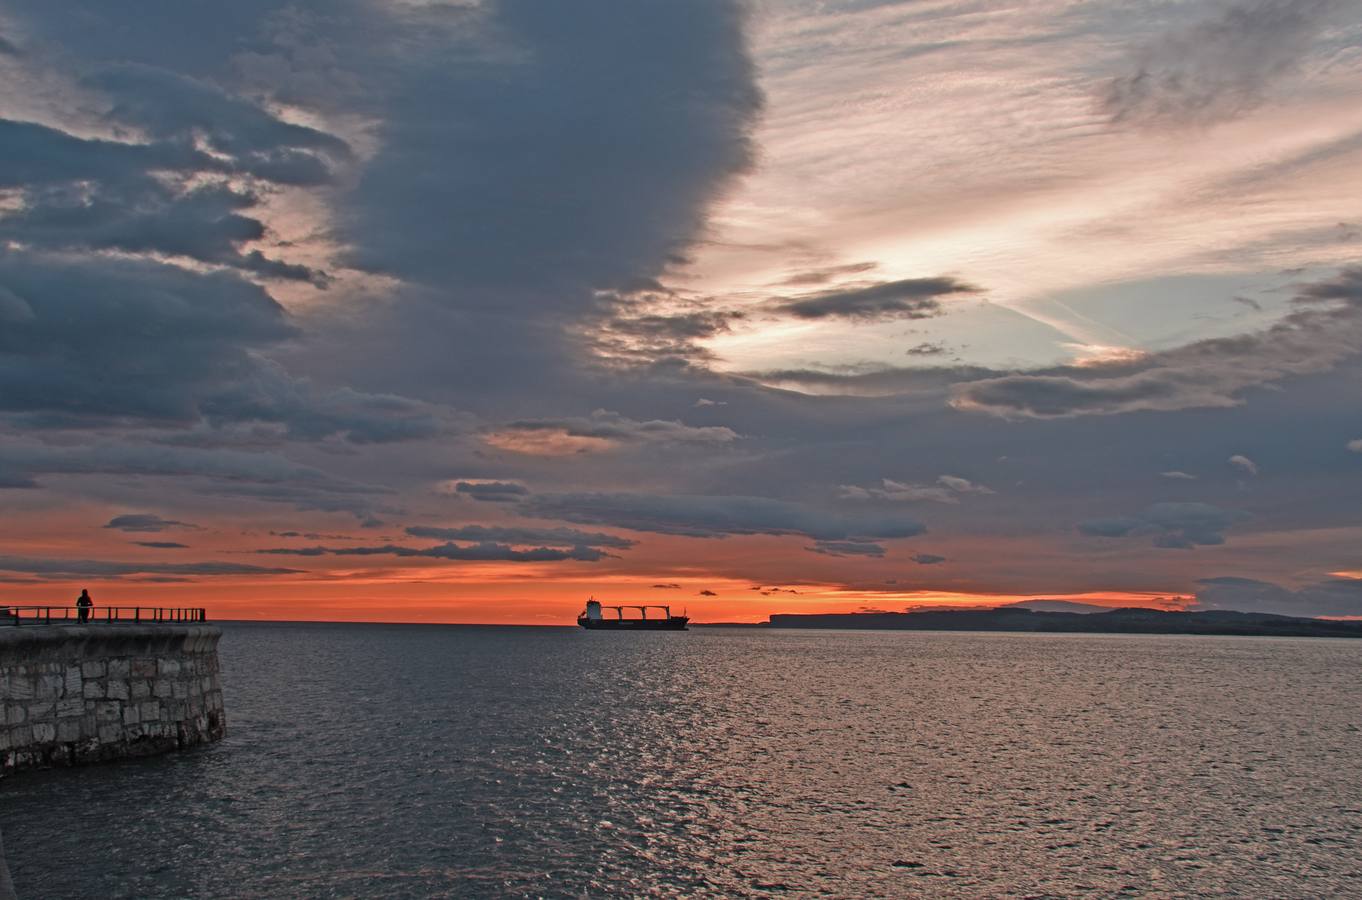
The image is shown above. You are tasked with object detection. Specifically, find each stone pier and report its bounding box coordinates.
[0,624,224,773]
[0,825,14,900]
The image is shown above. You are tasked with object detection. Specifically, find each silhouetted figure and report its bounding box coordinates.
[76,588,93,623]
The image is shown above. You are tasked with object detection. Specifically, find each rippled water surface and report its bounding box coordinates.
[5,623,1362,897]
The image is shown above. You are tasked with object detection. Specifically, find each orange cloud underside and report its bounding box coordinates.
[0,511,1186,624]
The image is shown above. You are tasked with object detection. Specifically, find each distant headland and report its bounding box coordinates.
[706,607,1362,638]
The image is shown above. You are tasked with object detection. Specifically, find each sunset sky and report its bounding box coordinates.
[2,0,1361,622]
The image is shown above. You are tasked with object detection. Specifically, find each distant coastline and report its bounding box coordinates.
[698,608,1362,638]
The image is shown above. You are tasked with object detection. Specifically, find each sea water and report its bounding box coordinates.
[4,623,1361,897]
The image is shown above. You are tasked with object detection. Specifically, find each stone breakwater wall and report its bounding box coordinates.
[0,624,224,773]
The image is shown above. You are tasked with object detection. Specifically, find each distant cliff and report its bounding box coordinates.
[767,607,1362,637]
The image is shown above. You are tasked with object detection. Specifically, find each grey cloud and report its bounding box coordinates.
[104,514,193,533]
[525,492,926,542]
[1348,439,1362,452]
[132,541,189,549]
[593,308,745,366]
[89,63,351,185]
[0,555,300,579]
[0,441,387,519]
[774,277,977,322]
[841,475,993,504]
[952,266,1362,418]
[751,364,998,397]
[0,252,443,442]
[451,481,530,502]
[1161,470,1198,480]
[404,525,635,550]
[698,589,718,596]
[258,542,610,563]
[1076,517,1144,538]
[0,118,217,190]
[911,553,947,565]
[778,261,879,286]
[0,181,328,286]
[490,410,738,449]
[1228,454,1259,476]
[1195,575,1362,616]
[1079,502,1248,549]
[906,342,948,357]
[807,540,886,558]
[1102,0,1344,126]
[652,583,682,589]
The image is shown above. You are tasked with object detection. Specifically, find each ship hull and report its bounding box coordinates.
[578,616,689,631]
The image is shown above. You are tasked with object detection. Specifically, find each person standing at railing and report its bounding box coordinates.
[76,588,93,623]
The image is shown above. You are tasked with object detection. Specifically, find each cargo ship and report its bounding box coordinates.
[577,598,689,630]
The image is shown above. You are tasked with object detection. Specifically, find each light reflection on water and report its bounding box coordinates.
[4,623,1362,897]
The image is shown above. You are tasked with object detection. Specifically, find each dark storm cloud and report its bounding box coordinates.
[404,525,635,550]
[0,252,443,441]
[525,492,926,542]
[0,555,300,579]
[451,481,530,503]
[0,181,328,286]
[104,514,194,533]
[0,119,216,189]
[1195,575,1362,616]
[88,63,350,184]
[953,266,1362,418]
[0,252,291,422]
[257,542,610,563]
[1078,502,1248,549]
[0,441,388,519]
[773,277,977,322]
[337,0,761,303]
[807,540,886,558]
[1102,0,1344,125]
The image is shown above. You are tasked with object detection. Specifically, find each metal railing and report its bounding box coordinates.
[0,606,207,626]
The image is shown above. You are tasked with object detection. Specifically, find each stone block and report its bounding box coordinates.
[31,722,56,743]
[106,680,130,700]
[122,705,140,725]
[95,702,120,723]
[27,701,54,721]
[80,660,106,679]
[140,701,161,722]
[153,680,172,699]
[3,676,34,701]
[97,725,120,744]
[107,659,130,679]
[131,658,157,678]
[82,681,105,699]
[56,719,83,742]
[57,698,84,718]
[158,658,181,677]
[130,679,151,699]
[63,666,82,697]
[172,682,189,700]
[36,674,63,699]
